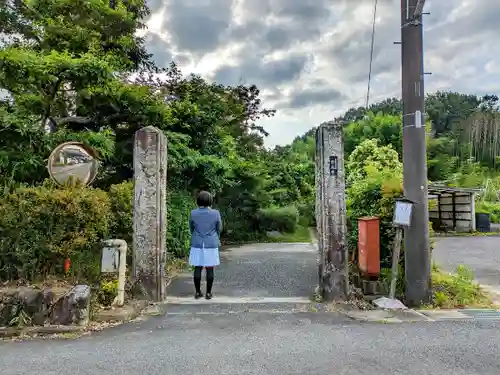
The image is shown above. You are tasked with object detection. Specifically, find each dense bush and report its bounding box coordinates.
[347,166,403,269]
[476,201,500,223]
[297,199,315,227]
[0,183,112,281]
[167,190,196,258]
[216,166,271,243]
[257,205,299,233]
[432,264,491,308]
[0,174,296,282]
[0,180,202,282]
[108,181,134,245]
[108,181,196,258]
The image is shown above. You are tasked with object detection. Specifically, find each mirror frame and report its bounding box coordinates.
[47,142,99,187]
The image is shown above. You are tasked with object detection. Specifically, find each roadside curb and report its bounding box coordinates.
[0,300,150,339]
[432,232,500,237]
[0,325,86,338]
[339,308,433,323]
[94,300,149,322]
[417,308,500,321]
[339,307,500,323]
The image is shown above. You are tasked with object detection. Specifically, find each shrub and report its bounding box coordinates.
[108,181,196,258]
[347,165,403,269]
[379,263,491,308]
[0,183,112,281]
[297,198,315,227]
[431,264,491,308]
[97,279,118,306]
[217,190,263,244]
[0,180,198,282]
[476,201,500,223]
[108,181,134,245]
[346,139,402,185]
[167,190,196,258]
[257,205,299,233]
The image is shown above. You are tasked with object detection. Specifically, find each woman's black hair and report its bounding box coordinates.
[196,190,212,207]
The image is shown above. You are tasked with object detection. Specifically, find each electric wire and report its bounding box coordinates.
[365,0,378,109]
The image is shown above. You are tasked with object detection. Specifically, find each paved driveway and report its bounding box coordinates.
[433,236,500,287]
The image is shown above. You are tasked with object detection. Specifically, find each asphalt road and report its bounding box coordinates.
[2,242,500,374]
[51,163,93,184]
[433,236,500,287]
[2,314,500,375]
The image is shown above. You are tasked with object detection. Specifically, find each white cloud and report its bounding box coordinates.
[144,0,500,147]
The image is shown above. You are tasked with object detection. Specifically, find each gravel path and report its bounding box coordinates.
[167,242,319,299]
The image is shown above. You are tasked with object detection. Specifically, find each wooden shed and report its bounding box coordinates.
[428,185,482,232]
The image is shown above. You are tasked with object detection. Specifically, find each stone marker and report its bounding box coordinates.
[315,121,348,301]
[50,285,91,326]
[0,287,47,326]
[1,285,90,327]
[133,126,167,301]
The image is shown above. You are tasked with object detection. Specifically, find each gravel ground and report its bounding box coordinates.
[167,242,319,298]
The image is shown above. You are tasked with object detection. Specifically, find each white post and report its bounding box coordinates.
[470,193,476,232]
[102,239,127,307]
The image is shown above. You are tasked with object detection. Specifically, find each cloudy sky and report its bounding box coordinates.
[142,0,500,147]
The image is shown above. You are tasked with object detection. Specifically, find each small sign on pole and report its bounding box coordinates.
[389,198,414,301]
[101,246,119,273]
[329,155,338,177]
[393,198,413,227]
[414,110,422,128]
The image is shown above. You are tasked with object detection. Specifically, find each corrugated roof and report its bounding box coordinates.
[428,184,483,195]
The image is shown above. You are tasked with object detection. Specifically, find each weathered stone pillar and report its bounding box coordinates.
[315,121,348,301]
[133,126,167,301]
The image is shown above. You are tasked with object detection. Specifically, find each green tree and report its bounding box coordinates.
[344,112,402,156]
[346,139,402,185]
[426,91,481,135]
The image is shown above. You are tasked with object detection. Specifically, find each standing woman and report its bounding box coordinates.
[188,190,222,300]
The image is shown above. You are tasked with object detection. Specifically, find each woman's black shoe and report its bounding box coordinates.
[195,291,203,299]
[205,293,212,300]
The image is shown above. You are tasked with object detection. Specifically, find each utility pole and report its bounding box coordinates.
[400,0,431,306]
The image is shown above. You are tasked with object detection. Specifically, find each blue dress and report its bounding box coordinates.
[188,207,222,267]
[188,244,220,267]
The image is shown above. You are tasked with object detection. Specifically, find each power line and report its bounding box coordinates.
[365,0,378,109]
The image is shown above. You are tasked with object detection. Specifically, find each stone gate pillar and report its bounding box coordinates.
[132,126,167,301]
[315,121,348,301]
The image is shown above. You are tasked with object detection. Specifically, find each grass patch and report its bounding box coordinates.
[429,264,493,309]
[263,225,312,243]
[432,231,500,237]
